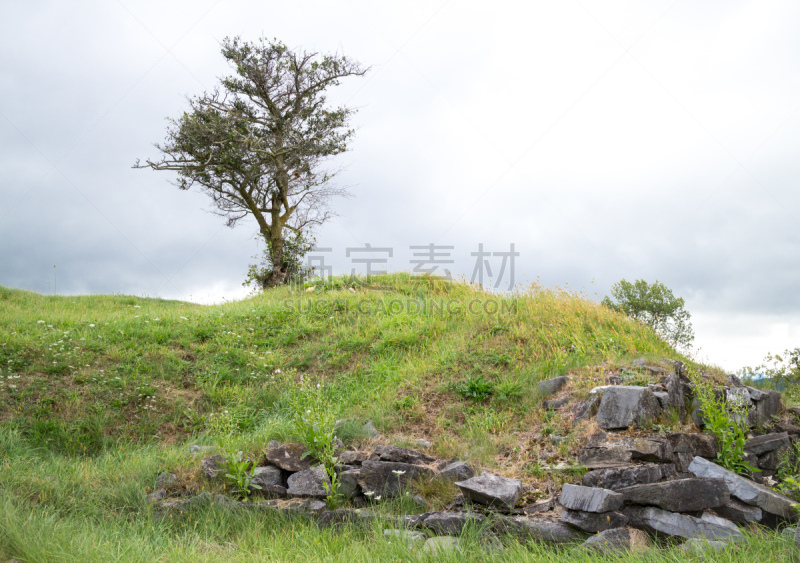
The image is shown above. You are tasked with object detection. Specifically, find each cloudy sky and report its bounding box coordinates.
[1,0,798,371]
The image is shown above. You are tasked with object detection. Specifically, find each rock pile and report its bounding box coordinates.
[152,360,799,554]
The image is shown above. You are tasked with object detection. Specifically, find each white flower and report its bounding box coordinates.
[375,495,381,501]
[364,491,375,497]
[89,324,95,327]
[392,470,406,476]
[37,320,44,324]
[180,317,188,321]
[274,369,282,374]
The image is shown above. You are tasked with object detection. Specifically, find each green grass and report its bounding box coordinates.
[2,273,780,561]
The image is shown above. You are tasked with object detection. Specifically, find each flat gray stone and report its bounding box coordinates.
[422,512,485,535]
[201,455,223,481]
[582,527,651,554]
[369,445,437,465]
[523,497,555,514]
[582,464,673,490]
[617,478,729,512]
[623,505,742,540]
[286,465,330,499]
[561,509,628,532]
[579,432,673,470]
[751,390,782,428]
[338,451,368,465]
[358,460,434,499]
[437,461,474,482]
[543,396,570,410]
[666,432,718,458]
[688,456,797,520]
[265,443,314,472]
[498,516,583,543]
[455,473,522,511]
[252,465,284,487]
[744,432,790,456]
[596,386,661,429]
[712,498,762,524]
[539,376,568,396]
[338,469,361,498]
[146,488,166,503]
[156,472,178,487]
[559,484,624,513]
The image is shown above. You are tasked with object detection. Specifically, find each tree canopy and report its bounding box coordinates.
[136,37,366,286]
[602,279,694,350]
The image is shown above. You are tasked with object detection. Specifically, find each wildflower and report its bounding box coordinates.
[364,491,375,497]
[37,320,44,324]
[392,470,406,476]
[89,324,95,327]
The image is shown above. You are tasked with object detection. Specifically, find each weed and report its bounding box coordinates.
[453,376,495,402]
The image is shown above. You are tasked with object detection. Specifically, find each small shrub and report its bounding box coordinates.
[219,450,260,498]
[690,371,758,475]
[453,376,495,402]
[288,378,340,503]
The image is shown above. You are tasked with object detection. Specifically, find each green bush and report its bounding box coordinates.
[690,371,758,475]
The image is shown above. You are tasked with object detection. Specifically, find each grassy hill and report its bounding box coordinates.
[0,274,792,561]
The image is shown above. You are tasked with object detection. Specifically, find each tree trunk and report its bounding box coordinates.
[265,226,287,288]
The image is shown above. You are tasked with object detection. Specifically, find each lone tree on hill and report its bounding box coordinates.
[136,37,366,287]
[602,279,694,351]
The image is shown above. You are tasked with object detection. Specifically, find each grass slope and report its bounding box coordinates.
[2,274,792,561]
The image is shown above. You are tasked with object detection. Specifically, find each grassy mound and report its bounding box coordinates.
[0,274,677,458]
[6,274,792,562]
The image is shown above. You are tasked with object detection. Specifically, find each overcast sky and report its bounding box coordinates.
[1,0,798,371]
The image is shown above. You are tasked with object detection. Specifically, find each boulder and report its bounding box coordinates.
[582,464,674,490]
[369,445,437,465]
[688,456,797,520]
[622,506,742,540]
[744,432,790,456]
[156,472,178,488]
[559,484,624,513]
[286,465,330,499]
[571,395,601,422]
[578,432,673,469]
[596,386,661,429]
[201,455,224,481]
[654,392,669,409]
[666,432,718,458]
[455,473,522,511]
[758,450,781,471]
[265,443,314,472]
[338,451,368,466]
[561,509,628,533]
[617,478,729,512]
[495,516,583,543]
[662,373,686,417]
[251,465,284,487]
[751,390,782,428]
[538,376,568,396]
[146,488,166,503]
[358,460,434,498]
[582,527,650,554]
[712,498,762,524]
[422,512,485,535]
[259,498,328,517]
[542,396,570,410]
[338,469,361,498]
[437,461,474,482]
[250,483,288,499]
[523,497,555,514]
